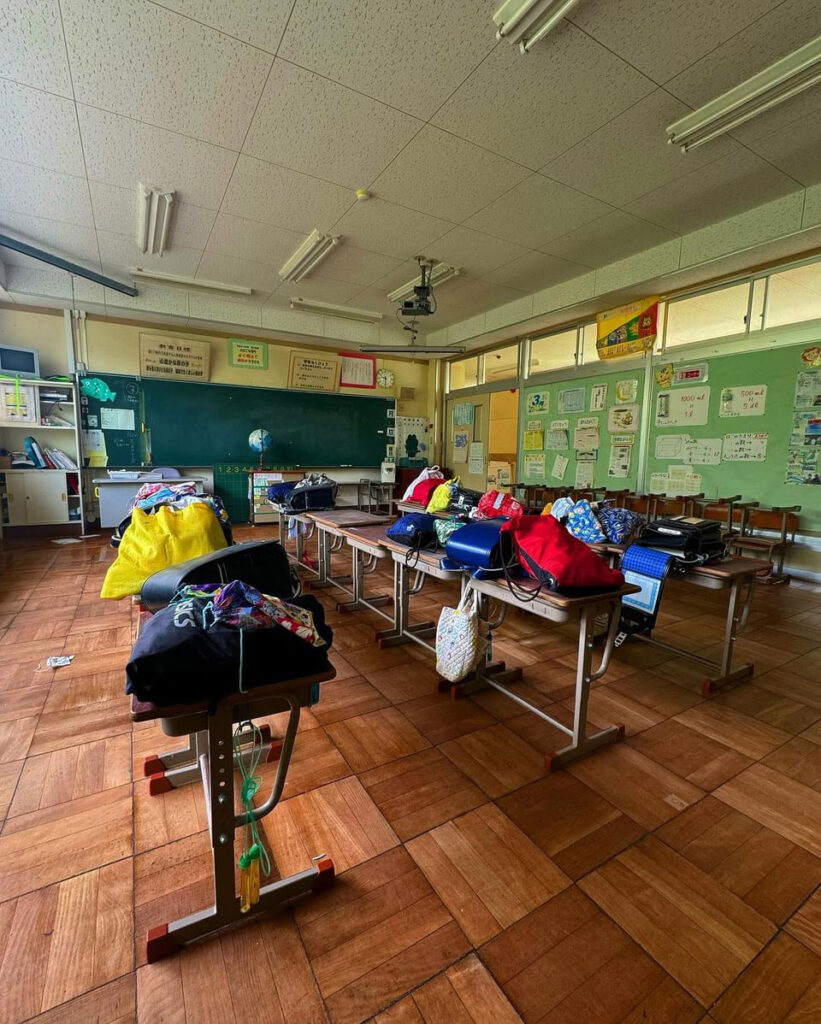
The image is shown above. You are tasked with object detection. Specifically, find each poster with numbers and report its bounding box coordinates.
[655,386,710,427]
[722,432,768,461]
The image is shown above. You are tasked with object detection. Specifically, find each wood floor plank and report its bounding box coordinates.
[763,736,821,790]
[29,699,131,756]
[579,836,775,1006]
[439,724,545,799]
[366,662,441,704]
[27,975,135,1024]
[399,692,495,745]
[326,707,430,772]
[716,763,821,858]
[628,719,753,791]
[674,705,793,760]
[407,804,569,945]
[786,889,821,958]
[0,760,23,822]
[310,675,389,726]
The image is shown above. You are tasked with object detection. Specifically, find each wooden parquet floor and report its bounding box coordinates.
[1,525,820,1023]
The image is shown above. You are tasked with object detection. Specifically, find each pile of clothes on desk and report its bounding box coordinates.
[102,481,233,600]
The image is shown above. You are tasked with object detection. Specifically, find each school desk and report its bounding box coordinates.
[305,509,393,591]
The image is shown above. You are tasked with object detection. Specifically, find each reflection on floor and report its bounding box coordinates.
[1,524,820,1023]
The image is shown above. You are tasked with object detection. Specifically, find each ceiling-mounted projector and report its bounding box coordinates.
[398,257,437,318]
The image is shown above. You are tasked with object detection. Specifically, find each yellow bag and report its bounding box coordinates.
[426,478,457,513]
[541,501,553,516]
[101,503,227,600]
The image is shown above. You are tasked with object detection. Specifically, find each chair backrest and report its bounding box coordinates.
[746,506,801,542]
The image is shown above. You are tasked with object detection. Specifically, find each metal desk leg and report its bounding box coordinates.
[375,558,436,649]
[705,575,756,695]
[145,698,334,963]
[337,547,391,614]
[144,726,282,794]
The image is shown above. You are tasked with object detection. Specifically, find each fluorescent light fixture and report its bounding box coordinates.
[360,345,466,355]
[667,36,821,151]
[278,229,340,282]
[130,268,252,295]
[136,182,175,255]
[493,0,582,53]
[387,262,462,304]
[289,298,383,323]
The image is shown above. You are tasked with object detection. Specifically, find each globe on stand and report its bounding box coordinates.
[248,428,273,469]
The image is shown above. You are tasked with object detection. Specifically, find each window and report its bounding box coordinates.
[664,283,750,348]
[448,356,479,390]
[528,328,577,374]
[764,262,821,328]
[483,343,519,383]
[578,322,599,365]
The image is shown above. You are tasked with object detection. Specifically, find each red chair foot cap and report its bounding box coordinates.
[258,724,273,744]
[143,755,165,777]
[313,857,335,891]
[266,740,284,764]
[616,723,626,741]
[148,773,173,796]
[544,752,560,773]
[146,924,178,963]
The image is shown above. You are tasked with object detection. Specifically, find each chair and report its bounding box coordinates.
[653,493,705,519]
[691,495,759,539]
[729,505,802,584]
[357,477,393,515]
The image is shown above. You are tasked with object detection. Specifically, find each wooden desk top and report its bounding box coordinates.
[471,574,640,611]
[590,541,770,580]
[308,509,393,530]
[341,523,395,548]
[393,500,451,519]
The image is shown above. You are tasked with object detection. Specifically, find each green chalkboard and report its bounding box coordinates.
[80,372,143,466]
[520,367,646,491]
[143,378,394,467]
[647,342,821,531]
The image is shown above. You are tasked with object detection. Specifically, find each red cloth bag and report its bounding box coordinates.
[475,490,523,519]
[501,514,624,593]
[409,477,444,506]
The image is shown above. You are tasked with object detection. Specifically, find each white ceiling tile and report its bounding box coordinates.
[205,213,304,267]
[152,0,293,51]
[803,183,821,229]
[433,23,654,169]
[569,0,780,83]
[441,276,527,314]
[679,192,805,267]
[331,198,453,260]
[371,258,433,294]
[221,155,353,234]
[188,292,263,328]
[61,0,271,150]
[0,80,85,177]
[196,251,281,294]
[278,0,495,118]
[272,277,364,306]
[310,245,401,287]
[98,230,203,277]
[423,226,528,277]
[78,105,237,210]
[0,211,100,268]
[6,264,105,305]
[105,281,190,317]
[244,60,422,190]
[624,149,799,234]
[483,252,586,293]
[532,272,596,317]
[540,211,678,269]
[464,174,612,250]
[344,285,409,319]
[1,0,73,96]
[744,107,821,187]
[485,296,534,333]
[89,181,216,248]
[542,90,740,207]
[0,159,93,227]
[665,0,821,110]
[594,239,681,296]
[371,125,531,223]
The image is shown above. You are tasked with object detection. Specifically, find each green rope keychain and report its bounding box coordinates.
[233,721,272,913]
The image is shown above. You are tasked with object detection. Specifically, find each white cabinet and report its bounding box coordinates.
[5,473,69,525]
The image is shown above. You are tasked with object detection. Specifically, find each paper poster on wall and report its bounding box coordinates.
[489,461,512,486]
[288,351,340,392]
[573,417,599,450]
[795,370,821,409]
[722,432,768,461]
[453,428,470,463]
[673,363,708,385]
[558,387,585,413]
[339,352,376,389]
[524,454,545,480]
[82,428,106,456]
[590,383,608,411]
[100,407,135,431]
[649,471,702,495]
[654,434,721,464]
[526,419,543,431]
[608,445,632,477]
[546,429,569,449]
[610,433,635,446]
[719,385,767,417]
[551,454,568,480]
[396,416,427,460]
[791,411,821,446]
[615,379,638,402]
[140,333,210,381]
[550,419,569,430]
[785,448,820,485]
[655,386,710,427]
[574,462,594,488]
[468,453,485,476]
[523,429,544,451]
[576,448,598,462]
[452,403,474,425]
[527,392,549,413]
[608,404,640,432]
[229,338,268,370]
[596,297,658,360]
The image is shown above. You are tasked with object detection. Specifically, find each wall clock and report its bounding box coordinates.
[376,368,395,388]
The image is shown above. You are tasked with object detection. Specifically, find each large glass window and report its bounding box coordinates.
[528,328,577,374]
[483,343,519,383]
[764,262,821,328]
[449,356,479,390]
[664,283,750,348]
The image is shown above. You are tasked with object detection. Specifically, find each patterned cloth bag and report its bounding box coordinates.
[597,505,644,544]
[434,517,466,547]
[564,499,606,543]
[550,496,574,522]
[435,587,486,683]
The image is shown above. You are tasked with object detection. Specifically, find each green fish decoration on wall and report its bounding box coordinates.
[80,377,117,402]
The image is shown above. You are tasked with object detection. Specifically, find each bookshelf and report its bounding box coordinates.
[0,378,85,533]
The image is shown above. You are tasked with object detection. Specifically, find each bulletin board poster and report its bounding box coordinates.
[288,351,340,392]
[596,297,659,360]
[339,351,377,389]
[228,338,267,370]
[655,386,710,427]
[140,333,210,381]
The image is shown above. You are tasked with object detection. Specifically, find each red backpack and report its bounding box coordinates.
[476,489,523,520]
[409,477,444,506]
[501,514,624,594]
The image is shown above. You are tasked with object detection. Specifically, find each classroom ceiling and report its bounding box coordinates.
[2,0,821,332]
